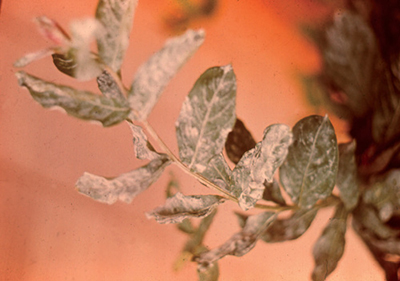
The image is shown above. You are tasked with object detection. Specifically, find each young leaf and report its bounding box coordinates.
[279,115,338,209]
[15,48,55,68]
[312,203,348,281]
[95,0,138,72]
[225,118,256,164]
[128,123,160,160]
[194,212,276,271]
[96,71,126,101]
[146,192,224,224]
[76,156,170,204]
[363,170,400,222]
[176,65,236,173]
[129,29,205,121]
[262,179,286,206]
[201,154,232,191]
[16,71,131,127]
[337,141,359,211]
[260,208,318,242]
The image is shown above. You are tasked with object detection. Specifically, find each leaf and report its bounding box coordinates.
[198,261,219,281]
[194,212,276,271]
[225,118,256,164]
[231,124,292,210]
[14,48,55,68]
[16,71,131,127]
[146,192,224,224]
[364,170,400,222]
[312,203,348,281]
[95,0,138,72]
[34,16,71,46]
[337,141,360,211]
[96,71,126,101]
[129,29,205,121]
[262,179,286,206]
[76,156,170,204]
[260,208,318,242]
[128,123,160,160]
[201,154,232,191]
[52,53,77,78]
[176,65,236,173]
[279,115,338,209]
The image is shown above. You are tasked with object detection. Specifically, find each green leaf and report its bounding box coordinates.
[232,124,292,210]
[262,179,286,206]
[52,53,77,78]
[176,65,236,173]
[201,154,232,191]
[146,192,224,224]
[96,71,126,101]
[279,115,338,209]
[364,170,400,222]
[225,118,256,164]
[337,141,360,211]
[16,71,131,127]
[194,212,276,271]
[198,261,219,281]
[129,29,205,121]
[184,210,217,254]
[76,156,170,204]
[260,208,318,242]
[128,123,161,160]
[95,0,138,72]
[312,203,348,281]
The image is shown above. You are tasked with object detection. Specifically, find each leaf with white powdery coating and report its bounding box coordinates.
[76,156,170,204]
[194,212,276,271]
[201,154,232,192]
[16,71,130,127]
[128,122,160,160]
[280,115,338,209]
[312,203,348,281]
[129,29,205,120]
[337,141,359,211]
[176,65,236,174]
[96,71,126,101]
[96,0,137,72]
[146,192,224,224]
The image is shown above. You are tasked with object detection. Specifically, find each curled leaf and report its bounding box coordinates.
[225,118,256,164]
[262,179,286,206]
[129,29,205,120]
[128,123,160,160]
[280,115,338,209]
[312,203,348,281]
[76,156,170,204]
[194,212,276,271]
[146,192,224,224]
[176,65,236,173]
[16,71,130,127]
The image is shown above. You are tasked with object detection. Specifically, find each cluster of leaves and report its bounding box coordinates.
[14,0,385,280]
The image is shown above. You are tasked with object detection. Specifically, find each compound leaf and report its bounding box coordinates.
[146,192,224,224]
[176,65,236,173]
[16,71,130,127]
[96,0,138,72]
[312,203,348,281]
[76,156,170,204]
[225,118,256,164]
[280,115,338,209]
[129,29,205,120]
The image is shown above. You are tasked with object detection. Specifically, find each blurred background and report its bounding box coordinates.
[0,0,384,280]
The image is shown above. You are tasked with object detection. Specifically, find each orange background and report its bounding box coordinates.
[0,0,384,280]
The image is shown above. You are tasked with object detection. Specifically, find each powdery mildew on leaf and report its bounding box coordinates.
[201,154,232,192]
[279,115,338,209]
[176,65,236,174]
[312,204,347,281]
[16,71,130,127]
[76,156,170,204]
[128,122,160,160]
[96,0,137,72]
[97,71,126,101]
[146,192,224,224]
[129,29,205,120]
[337,141,359,211]
[194,212,276,271]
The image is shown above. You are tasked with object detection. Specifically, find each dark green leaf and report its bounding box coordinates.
[129,29,205,120]
[194,212,276,271]
[76,156,170,204]
[312,203,348,281]
[176,65,236,173]
[225,118,256,164]
[128,123,160,160]
[146,193,224,224]
[52,53,76,78]
[262,179,286,206]
[279,115,338,209]
[16,71,131,127]
[337,141,359,211]
[96,0,137,72]
[96,71,126,101]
